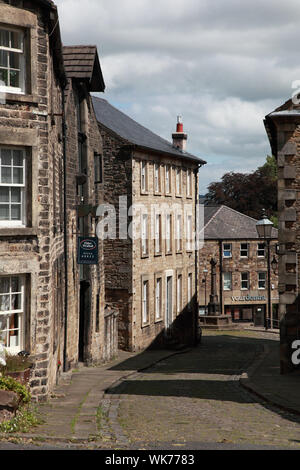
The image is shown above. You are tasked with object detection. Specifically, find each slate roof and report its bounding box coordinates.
[63,46,105,92]
[202,205,278,240]
[92,97,206,164]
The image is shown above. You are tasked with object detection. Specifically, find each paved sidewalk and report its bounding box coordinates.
[1,329,300,448]
[240,338,300,415]
[6,347,191,447]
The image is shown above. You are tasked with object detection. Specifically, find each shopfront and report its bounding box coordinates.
[224,294,279,328]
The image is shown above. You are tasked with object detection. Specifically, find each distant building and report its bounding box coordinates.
[199,205,279,327]
[93,97,206,351]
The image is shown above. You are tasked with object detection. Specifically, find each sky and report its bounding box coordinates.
[55,0,300,194]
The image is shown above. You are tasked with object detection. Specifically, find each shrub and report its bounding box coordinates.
[0,375,31,404]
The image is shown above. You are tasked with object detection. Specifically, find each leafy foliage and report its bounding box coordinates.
[0,375,31,404]
[205,156,278,222]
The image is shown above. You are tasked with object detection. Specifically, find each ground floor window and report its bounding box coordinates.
[0,275,24,353]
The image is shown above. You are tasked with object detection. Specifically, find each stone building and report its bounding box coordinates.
[62,45,117,369]
[92,97,206,351]
[0,0,117,401]
[198,205,279,328]
[265,98,300,372]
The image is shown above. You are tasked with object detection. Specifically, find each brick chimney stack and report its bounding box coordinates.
[172,115,187,152]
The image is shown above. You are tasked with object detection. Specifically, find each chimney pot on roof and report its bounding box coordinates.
[172,115,187,151]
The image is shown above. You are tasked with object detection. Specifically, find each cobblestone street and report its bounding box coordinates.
[107,330,300,450]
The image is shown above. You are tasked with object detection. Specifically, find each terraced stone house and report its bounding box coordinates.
[198,205,279,328]
[0,0,117,401]
[93,97,206,352]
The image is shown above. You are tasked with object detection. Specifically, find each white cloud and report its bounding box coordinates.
[55,0,297,192]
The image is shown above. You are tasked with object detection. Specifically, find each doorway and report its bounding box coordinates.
[79,280,90,362]
[166,275,173,335]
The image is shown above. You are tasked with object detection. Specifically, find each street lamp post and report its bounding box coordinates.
[256,211,274,331]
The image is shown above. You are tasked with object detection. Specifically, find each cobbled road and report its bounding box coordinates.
[108,330,300,450]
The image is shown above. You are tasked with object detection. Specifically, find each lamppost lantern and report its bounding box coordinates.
[256,212,274,239]
[256,211,274,331]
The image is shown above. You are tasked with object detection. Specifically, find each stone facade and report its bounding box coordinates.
[96,107,204,352]
[199,239,279,327]
[0,0,65,400]
[265,101,300,373]
[0,0,117,401]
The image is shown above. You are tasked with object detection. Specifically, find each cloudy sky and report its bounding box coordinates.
[55,0,300,193]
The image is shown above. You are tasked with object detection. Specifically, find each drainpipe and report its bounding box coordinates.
[62,86,69,373]
[194,164,201,346]
[219,240,223,316]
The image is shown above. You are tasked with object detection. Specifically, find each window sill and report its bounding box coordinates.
[4,93,39,106]
[154,317,163,324]
[154,252,162,257]
[0,227,37,237]
[141,322,150,329]
[141,254,149,259]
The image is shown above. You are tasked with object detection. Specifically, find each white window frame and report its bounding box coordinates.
[155,213,162,254]
[187,169,192,197]
[166,213,172,254]
[188,273,193,304]
[0,27,25,94]
[177,274,182,315]
[154,163,160,193]
[176,168,181,196]
[258,272,267,290]
[165,165,171,195]
[223,272,232,291]
[257,243,265,257]
[186,214,193,251]
[176,214,182,252]
[142,279,149,325]
[0,275,25,354]
[141,213,148,256]
[141,161,148,193]
[240,243,249,258]
[155,277,162,321]
[223,243,232,258]
[0,147,26,227]
[241,272,249,290]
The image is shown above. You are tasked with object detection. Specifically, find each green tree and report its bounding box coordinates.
[205,156,278,221]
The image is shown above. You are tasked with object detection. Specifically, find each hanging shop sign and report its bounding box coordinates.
[77,237,99,265]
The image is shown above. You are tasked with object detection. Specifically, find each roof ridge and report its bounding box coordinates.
[202,205,222,231]
[92,96,206,164]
